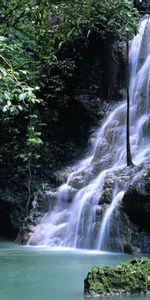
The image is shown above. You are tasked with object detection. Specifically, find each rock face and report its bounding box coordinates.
[120,210,150,254]
[0,179,27,240]
[84,258,150,297]
[0,179,50,243]
[134,0,150,13]
[119,168,150,254]
[122,169,150,230]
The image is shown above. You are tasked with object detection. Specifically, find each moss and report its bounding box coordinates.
[84,258,150,297]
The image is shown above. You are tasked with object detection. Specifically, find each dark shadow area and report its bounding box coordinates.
[0,207,15,240]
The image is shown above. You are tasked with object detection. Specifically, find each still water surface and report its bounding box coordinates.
[0,242,149,300]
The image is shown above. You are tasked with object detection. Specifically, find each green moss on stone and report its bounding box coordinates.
[84,258,150,297]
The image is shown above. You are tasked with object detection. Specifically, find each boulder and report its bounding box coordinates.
[84,258,150,297]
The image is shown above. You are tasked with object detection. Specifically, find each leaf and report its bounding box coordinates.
[67,28,75,40]
[19,93,25,101]
[20,70,28,75]
[0,36,7,42]
[3,105,8,112]
[18,105,23,111]
[7,100,11,107]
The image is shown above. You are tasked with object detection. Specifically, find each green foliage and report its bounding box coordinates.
[27,112,43,150]
[42,0,138,50]
[0,0,138,116]
[0,0,139,182]
[0,1,44,177]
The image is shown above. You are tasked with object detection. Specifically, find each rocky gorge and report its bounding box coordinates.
[0,4,150,257]
[24,15,150,253]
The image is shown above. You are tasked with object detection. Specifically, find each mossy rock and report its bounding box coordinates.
[84,258,150,297]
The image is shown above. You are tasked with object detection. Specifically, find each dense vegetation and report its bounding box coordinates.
[0,0,139,235]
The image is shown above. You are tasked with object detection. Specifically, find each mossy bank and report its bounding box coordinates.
[84,258,150,297]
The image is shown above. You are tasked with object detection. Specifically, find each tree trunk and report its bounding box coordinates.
[126,38,134,166]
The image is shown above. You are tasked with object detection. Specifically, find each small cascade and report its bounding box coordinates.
[28,15,150,251]
[96,190,125,251]
[64,170,107,248]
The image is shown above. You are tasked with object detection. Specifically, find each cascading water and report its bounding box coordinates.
[96,190,125,250]
[28,16,150,251]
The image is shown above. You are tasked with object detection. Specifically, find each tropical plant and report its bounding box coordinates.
[0,0,139,206]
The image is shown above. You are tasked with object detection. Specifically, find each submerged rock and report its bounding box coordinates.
[84,258,150,297]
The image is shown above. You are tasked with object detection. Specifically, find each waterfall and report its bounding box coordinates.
[96,190,125,251]
[28,15,150,251]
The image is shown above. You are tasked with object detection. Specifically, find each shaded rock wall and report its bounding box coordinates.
[123,169,150,230]
[121,168,150,253]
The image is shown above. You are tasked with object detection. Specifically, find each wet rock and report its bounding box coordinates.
[68,175,86,189]
[95,204,107,222]
[53,167,74,185]
[99,175,116,205]
[122,169,150,230]
[68,170,93,189]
